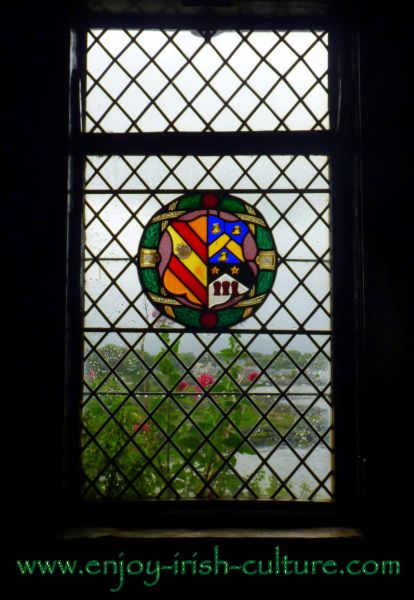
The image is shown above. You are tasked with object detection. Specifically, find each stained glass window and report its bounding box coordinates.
[76,13,336,505]
[138,192,277,329]
[82,153,333,501]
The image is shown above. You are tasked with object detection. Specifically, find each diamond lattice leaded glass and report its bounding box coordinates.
[85,30,329,132]
[138,192,278,329]
[82,155,334,502]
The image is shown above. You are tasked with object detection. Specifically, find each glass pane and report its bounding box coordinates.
[81,154,333,501]
[85,29,329,132]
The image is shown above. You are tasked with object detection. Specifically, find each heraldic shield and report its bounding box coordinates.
[138,193,277,329]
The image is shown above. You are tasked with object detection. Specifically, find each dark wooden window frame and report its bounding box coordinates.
[65,11,362,530]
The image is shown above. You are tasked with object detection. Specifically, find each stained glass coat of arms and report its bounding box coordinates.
[138,192,277,329]
[79,22,335,503]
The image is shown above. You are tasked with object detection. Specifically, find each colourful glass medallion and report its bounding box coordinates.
[138,193,277,329]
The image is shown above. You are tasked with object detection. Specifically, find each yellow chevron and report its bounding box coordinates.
[208,233,230,258]
[208,234,245,262]
[226,239,244,262]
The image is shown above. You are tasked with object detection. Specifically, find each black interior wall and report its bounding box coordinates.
[5,1,408,590]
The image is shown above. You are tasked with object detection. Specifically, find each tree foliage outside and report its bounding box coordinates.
[82,333,329,500]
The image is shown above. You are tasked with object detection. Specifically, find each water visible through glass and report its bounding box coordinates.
[81,153,333,501]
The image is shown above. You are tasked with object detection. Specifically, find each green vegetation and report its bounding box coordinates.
[82,335,329,500]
